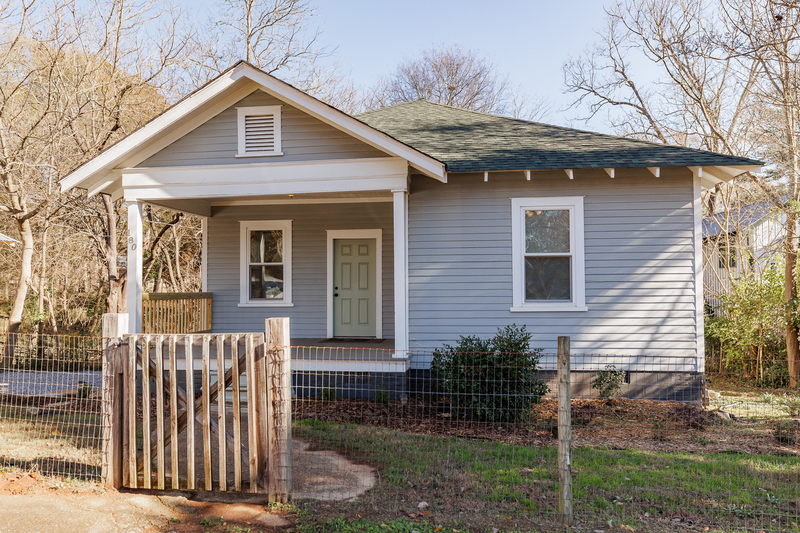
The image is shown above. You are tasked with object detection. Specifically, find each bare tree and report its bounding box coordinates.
[368,44,549,120]
[0,0,191,339]
[563,0,800,387]
[719,0,800,387]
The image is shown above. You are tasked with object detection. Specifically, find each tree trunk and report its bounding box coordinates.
[4,217,34,367]
[8,217,34,333]
[102,194,123,314]
[788,208,800,389]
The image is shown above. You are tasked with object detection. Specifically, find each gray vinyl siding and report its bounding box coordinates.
[141,90,387,167]
[407,168,698,370]
[207,202,394,338]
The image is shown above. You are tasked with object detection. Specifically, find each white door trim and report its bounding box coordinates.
[326,229,383,339]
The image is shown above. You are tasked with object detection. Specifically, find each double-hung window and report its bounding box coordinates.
[239,220,293,307]
[511,197,587,312]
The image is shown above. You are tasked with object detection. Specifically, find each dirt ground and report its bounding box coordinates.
[0,471,295,533]
[293,395,800,456]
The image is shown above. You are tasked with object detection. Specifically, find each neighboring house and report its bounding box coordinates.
[60,62,761,400]
[703,197,786,310]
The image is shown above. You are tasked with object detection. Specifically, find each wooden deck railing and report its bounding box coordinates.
[142,293,212,334]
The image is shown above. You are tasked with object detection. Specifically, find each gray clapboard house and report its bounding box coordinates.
[60,62,761,397]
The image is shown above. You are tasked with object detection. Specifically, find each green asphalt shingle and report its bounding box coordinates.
[356,100,763,173]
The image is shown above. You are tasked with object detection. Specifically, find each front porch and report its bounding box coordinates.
[126,189,411,360]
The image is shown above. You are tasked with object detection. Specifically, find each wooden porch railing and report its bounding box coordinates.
[142,292,212,334]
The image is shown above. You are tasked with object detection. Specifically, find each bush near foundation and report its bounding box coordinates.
[431,324,549,423]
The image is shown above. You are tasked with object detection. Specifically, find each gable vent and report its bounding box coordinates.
[244,114,275,153]
[237,105,282,157]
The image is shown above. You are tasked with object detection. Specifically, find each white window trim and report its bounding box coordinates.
[236,105,283,158]
[239,220,293,307]
[510,196,587,312]
[326,229,383,339]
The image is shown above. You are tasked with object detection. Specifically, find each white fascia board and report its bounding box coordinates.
[60,73,249,193]
[122,157,410,200]
[231,65,446,181]
[713,165,762,179]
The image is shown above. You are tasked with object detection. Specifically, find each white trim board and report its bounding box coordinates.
[291,358,409,373]
[692,170,705,373]
[326,229,383,339]
[121,157,409,201]
[212,197,393,207]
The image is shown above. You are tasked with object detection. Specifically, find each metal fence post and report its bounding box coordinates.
[102,313,128,489]
[557,336,573,526]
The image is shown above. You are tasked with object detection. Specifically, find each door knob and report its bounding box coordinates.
[334,293,339,297]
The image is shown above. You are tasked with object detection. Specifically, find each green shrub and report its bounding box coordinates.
[431,324,548,423]
[374,382,389,405]
[77,382,92,399]
[591,365,626,399]
[321,386,336,401]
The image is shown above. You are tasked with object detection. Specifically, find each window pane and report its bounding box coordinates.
[525,209,570,253]
[525,257,571,301]
[250,230,283,263]
[250,265,284,299]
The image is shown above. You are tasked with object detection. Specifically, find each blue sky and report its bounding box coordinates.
[186,0,626,130]
[311,0,612,128]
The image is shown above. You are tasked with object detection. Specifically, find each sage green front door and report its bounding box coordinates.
[333,239,377,337]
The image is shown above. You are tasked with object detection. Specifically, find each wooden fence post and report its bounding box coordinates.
[265,317,291,503]
[557,336,573,526]
[102,313,129,489]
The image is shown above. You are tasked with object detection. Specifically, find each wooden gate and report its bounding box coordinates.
[102,316,291,501]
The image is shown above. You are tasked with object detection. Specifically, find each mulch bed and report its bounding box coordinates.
[294,396,800,456]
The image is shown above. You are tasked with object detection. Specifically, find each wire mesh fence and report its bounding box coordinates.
[290,343,800,533]
[0,333,104,482]
[1,329,799,532]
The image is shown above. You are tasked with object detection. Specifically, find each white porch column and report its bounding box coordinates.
[126,200,144,334]
[201,216,208,292]
[392,190,409,357]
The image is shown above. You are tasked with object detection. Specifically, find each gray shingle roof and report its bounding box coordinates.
[356,100,763,173]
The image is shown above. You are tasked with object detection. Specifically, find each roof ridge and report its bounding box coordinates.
[356,99,432,117]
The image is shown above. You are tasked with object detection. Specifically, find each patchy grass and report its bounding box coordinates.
[0,400,102,481]
[293,419,800,532]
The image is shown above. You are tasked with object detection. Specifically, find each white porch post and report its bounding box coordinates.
[126,200,144,334]
[393,190,409,356]
[201,216,208,292]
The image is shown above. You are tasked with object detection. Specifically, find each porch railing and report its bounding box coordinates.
[142,292,212,334]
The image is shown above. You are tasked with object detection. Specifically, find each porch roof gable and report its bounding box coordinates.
[60,62,447,197]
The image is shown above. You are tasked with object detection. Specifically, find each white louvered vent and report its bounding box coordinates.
[244,114,275,153]
[237,105,282,157]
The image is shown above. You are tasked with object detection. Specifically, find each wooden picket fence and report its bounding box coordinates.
[102,315,291,501]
